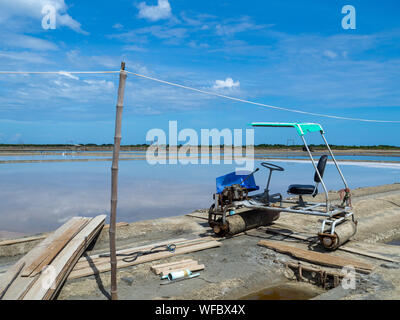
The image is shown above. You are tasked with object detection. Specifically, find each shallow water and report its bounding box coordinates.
[1,151,400,162]
[240,284,319,300]
[255,154,400,162]
[0,158,399,234]
[387,239,400,246]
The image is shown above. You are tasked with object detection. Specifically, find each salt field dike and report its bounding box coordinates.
[0,145,400,303]
[1,0,400,316]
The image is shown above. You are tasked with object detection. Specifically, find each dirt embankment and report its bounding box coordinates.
[1,183,400,300]
[1,146,400,156]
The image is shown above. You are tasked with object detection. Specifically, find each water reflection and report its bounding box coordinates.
[0,159,399,234]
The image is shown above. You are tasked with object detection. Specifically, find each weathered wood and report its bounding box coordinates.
[155,260,198,275]
[151,259,195,273]
[257,239,373,273]
[109,61,127,300]
[0,235,47,247]
[282,261,351,289]
[0,217,89,300]
[283,261,346,278]
[22,215,106,300]
[0,262,25,299]
[44,220,105,300]
[68,240,221,280]
[73,237,214,271]
[160,264,205,278]
[262,226,400,263]
[73,238,187,270]
[21,218,89,277]
[337,245,400,263]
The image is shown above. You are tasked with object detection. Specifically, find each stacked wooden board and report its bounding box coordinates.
[68,236,220,280]
[259,225,400,263]
[257,239,373,274]
[0,234,47,247]
[0,215,106,300]
[151,259,205,277]
[0,222,128,251]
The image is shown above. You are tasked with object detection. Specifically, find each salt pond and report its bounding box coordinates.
[0,158,399,234]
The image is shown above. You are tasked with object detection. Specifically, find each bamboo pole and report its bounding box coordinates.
[110,62,127,300]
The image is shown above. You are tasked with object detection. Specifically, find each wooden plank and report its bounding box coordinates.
[0,262,25,299]
[0,235,47,247]
[79,237,188,260]
[68,240,221,280]
[43,217,106,300]
[257,239,373,273]
[160,264,204,278]
[43,220,105,300]
[22,215,106,300]
[262,226,400,263]
[103,222,129,230]
[73,238,211,272]
[155,260,199,275]
[21,218,89,277]
[283,261,346,278]
[73,237,214,271]
[0,217,89,300]
[337,245,400,263]
[70,240,218,280]
[151,259,195,273]
[73,238,187,271]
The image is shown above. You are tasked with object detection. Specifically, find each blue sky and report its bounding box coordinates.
[0,0,399,146]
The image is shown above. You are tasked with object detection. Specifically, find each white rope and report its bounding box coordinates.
[0,71,119,74]
[0,69,398,123]
[126,70,400,123]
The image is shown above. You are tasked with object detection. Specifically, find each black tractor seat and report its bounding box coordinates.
[287,184,316,195]
[287,155,328,198]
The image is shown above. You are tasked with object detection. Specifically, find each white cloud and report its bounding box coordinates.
[10,133,22,142]
[0,0,87,34]
[137,0,172,22]
[0,33,58,51]
[123,45,148,52]
[59,71,79,80]
[112,25,188,46]
[0,50,53,64]
[83,79,115,90]
[213,78,240,90]
[215,17,268,37]
[323,50,338,59]
[188,41,209,49]
[112,23,124,29]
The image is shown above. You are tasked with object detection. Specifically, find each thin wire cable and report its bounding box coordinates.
[126,70,400,123]
[0,69,398,123]
[0,71,119,74]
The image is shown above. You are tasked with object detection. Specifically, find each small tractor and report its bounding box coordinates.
[208,122,356,250]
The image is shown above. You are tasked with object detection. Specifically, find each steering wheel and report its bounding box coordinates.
[261,162,285,172]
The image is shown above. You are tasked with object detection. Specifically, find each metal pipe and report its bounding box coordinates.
[241,202,337,217]
[165,269,192,281]
[320,133,349,189]
[300,135,330,211]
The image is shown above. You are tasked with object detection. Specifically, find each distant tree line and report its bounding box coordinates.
[0,143,399,150]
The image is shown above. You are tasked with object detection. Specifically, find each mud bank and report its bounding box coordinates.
[1,183,400,300]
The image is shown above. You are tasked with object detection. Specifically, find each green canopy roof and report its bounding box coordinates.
[250,122,324,136]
